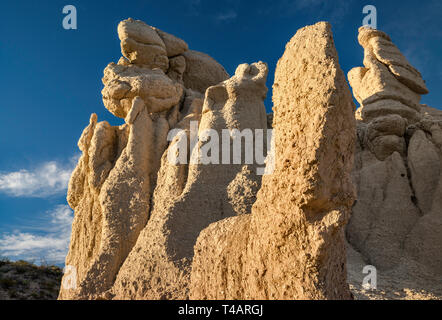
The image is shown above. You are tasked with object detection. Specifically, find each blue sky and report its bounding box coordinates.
[0,0,441,265]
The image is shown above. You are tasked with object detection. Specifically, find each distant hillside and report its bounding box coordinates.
[0,259,62,300]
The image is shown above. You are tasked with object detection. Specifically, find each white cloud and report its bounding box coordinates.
[0,205,73,265]
[216,11,237,21]
[0,157,78,198]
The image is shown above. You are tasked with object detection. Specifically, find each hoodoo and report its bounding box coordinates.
[189,22,356,300]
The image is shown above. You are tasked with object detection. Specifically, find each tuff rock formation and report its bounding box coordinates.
[348,27,428,125]
[110,61,269,300]
[59,18,441,301]
[347,27,442,277]
[59,18,268,300]
[189,22,356,300]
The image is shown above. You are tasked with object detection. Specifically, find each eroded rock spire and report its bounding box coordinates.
[347,26,442,280]
[189,22,356,300]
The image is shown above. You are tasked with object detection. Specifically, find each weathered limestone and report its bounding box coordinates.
[110,62,269,299]
[190,22,356,300]
[347,27,442,277]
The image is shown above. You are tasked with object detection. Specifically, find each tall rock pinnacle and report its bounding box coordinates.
[189,22,356,300]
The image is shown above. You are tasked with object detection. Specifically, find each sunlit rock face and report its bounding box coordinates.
[59,20,442,301]
[347,26,442,278]
[190,22,357,300]
[59,18,267,300]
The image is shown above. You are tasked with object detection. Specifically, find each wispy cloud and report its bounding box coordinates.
[0,205,73,265]
[216,10,237,21]
[0,157,78,198]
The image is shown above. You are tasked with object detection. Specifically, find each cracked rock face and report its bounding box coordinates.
[59,18,267,300]
[190,22,356,300]
[347,27,442,276]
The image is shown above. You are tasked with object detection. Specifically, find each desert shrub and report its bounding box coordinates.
[42,264,62,275]
[42,280,56,291]
[0,277,17,289]
[28,271,38,279]
[11,260,35,274]
[0,257,10,267]
[9,289,19,299]
[17,279,30,287]
[30,292,40,299]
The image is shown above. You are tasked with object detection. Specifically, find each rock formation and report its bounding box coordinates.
[59,19,441,301]
[348,27,427,125]
[189,22,356,300]
[110,61,269,300]
[59,18,268,299]
[347,27,442,277]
